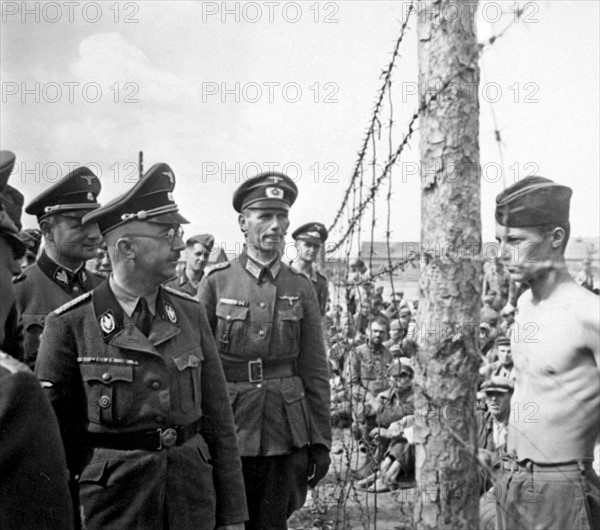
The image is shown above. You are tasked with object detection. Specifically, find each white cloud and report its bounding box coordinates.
[70,32,197,106]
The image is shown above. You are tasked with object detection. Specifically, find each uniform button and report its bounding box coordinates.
[155,416,165,424]
[259,302,266,308]
[226,315,232,320]
[99,395,111,408]
[258,329,265,336]
[151,381,161,390]
[72,286,80,293]
[101,372,112,382]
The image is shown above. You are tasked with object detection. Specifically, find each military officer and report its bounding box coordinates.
[197,172,332,530]
[165,233,215,296]
[290,222,329,315]
[35,163,247,530]
[0,150,74,529]
[14,166,104,368]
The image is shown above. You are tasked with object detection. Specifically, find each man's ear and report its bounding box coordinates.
[238,213,247,234]
[551,227,566,250]
[116,237,137,263]
[39,219,54,243]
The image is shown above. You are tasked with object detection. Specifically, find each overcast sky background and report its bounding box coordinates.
[2,1,598,257]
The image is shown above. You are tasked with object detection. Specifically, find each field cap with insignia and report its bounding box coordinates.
[0,150,26,258]
[495,175,572,227]
[25,166,101,221]
[233,171,298,212]
[292,222,328,245]
[82,162,188,234]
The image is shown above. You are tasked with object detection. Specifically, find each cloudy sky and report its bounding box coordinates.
[2,1,598,257]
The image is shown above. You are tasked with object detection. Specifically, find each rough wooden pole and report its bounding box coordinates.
[414,1,482,528]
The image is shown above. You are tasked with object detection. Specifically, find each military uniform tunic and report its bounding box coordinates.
[197,251,331,457]
[14,250,103,368]
[348,342,393,396]
[0,352,74,529]
[35,281,247,529]
[164,268,202,297]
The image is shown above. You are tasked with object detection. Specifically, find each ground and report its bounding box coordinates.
[288,428,416,530]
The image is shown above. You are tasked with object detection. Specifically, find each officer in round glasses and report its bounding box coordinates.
[35,163,247,530]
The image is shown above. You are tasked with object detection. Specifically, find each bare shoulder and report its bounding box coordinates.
[558,282,599,325]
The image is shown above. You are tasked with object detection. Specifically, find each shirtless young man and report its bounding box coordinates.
[494,176,600,529]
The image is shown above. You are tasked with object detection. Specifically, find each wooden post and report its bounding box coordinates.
[414,1,482,528]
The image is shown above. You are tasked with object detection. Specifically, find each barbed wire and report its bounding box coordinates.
[327,1,415,234]
[327,6,526,257]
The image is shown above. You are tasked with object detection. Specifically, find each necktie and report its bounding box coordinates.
[132,297,152,336]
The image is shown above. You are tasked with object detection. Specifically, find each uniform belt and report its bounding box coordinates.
[500,457,594,473]
[86,422,199,451]
[222,359,296,383]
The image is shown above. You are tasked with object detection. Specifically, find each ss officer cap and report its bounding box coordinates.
[232,171,298,213]
[26,166,101,222]
[83,163,188,234]
[292,222,328,245]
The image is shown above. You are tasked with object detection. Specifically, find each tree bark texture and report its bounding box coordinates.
[414,1,482,529]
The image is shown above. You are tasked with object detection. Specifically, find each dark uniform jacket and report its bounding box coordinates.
[164,268,202,297]
[14,250,104,368]
[289,262,329,316]
[197,251,331,457]
[35,281,247,529]
[0,352,74,529]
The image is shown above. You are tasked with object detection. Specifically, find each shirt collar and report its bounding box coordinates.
[109,275,158,317]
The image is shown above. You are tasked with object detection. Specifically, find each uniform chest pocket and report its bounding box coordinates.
[277,305,304,346]
[215,303,249,352]
[81,364,134,427]
[172,350,204,414]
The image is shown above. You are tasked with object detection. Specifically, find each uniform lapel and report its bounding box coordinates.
[92,281,161,355]
[152,287,181,346]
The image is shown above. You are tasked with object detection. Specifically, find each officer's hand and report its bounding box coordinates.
[307,444,331,488]
[216,524,245,530]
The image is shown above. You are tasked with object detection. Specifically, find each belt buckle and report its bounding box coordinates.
[248,359,263,383]
[157,427,178,450]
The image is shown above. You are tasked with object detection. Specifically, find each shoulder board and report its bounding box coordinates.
[206,261,231,275]
[0,351,31,374]
[163,285,199,302]
[55,291,93,315]
[12,272,27,284]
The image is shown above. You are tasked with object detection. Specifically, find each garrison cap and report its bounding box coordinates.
[187,233,215,251]
[495,176,572,227]
[233,171,298,213]
[292,222,328,245]
[0,150,26,258]
[26,166,101,221]
[495,336,511,347]
[481,376,514,394]
[82,163,188,234]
